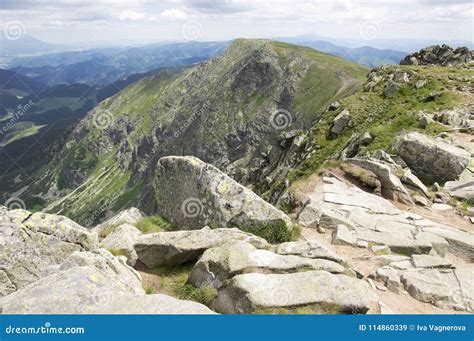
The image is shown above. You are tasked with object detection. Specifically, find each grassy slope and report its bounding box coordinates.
[288,65,473,188]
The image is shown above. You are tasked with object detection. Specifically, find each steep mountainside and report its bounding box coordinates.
[19,39,367,225]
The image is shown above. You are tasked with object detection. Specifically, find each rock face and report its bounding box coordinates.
[0,250,214,314]
[215,271,377,314]
[394,131,470,182]
[0,209,98,296]
[400,45,473,66]
[153,156,292,238]
[134,227,269,268]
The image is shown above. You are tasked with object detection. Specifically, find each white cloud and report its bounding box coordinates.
[112,10,146,21]
[161,8,188,20]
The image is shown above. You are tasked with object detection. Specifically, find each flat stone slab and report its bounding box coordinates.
[215,270,377,314]
[411,254,453,269]
[272,240,345,264]
[401,267,473,312]
[316,177,472,258]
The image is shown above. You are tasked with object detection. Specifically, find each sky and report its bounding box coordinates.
[0,0,472,45]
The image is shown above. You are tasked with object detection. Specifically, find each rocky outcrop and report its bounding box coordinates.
[313,176,474,258]
[394,131,471,182]
[215,271,377,314]
[0,250,214,314]
[0,209,98,296]
[134,227,269,268]
[153,156,293,240]
[188,241,345,289]
[400,45,473,67]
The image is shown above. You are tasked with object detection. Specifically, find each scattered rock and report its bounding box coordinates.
[347,157,413,205]
[0,242,215,314]
[331,109,351,136]
[296,202,320,228]
[383,81,400,98]
[93,208,144,238]
[370,266,401,294]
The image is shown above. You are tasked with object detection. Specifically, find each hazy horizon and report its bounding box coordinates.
[0,0,472,48]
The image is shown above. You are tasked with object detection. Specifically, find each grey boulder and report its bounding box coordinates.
[153,156,292,238]
[394,131,471,182]
[134,227,269,268]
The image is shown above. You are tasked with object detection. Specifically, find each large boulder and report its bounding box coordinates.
[153,156,292,241]
[188,241,345,289]
[0,251,214,314]
[215,271,377,314]
[330,109,351,136]
[394,131,470,182]
[0,209,98,296]
[134,227,269,268]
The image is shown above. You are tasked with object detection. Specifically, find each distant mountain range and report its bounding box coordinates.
[7,41,230,86]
